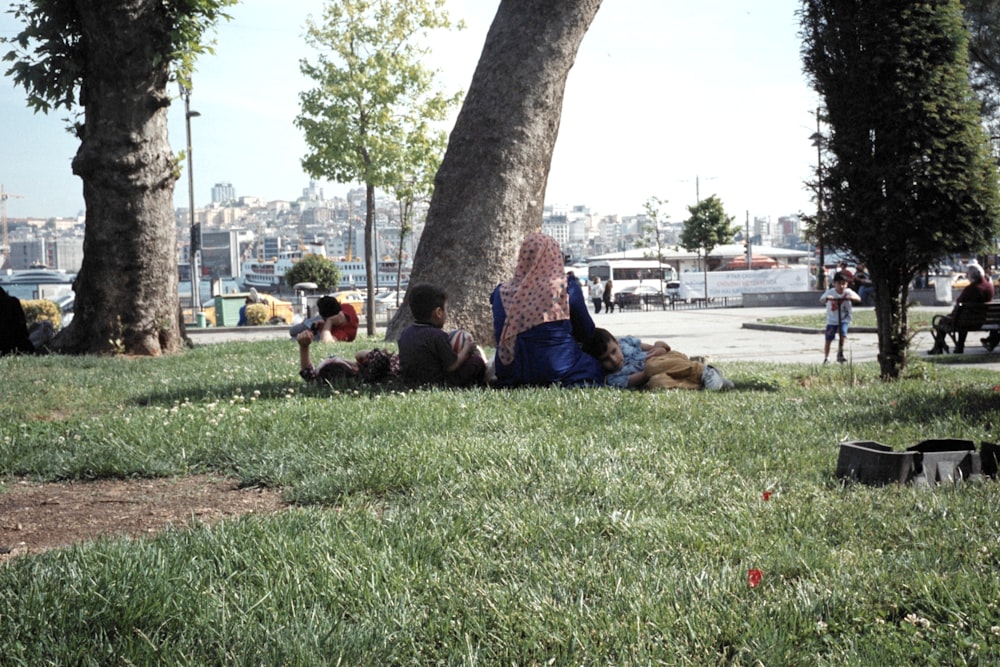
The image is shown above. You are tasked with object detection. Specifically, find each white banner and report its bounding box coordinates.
[679,267,811,299]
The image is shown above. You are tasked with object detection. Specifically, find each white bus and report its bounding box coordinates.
[586,258,678,295]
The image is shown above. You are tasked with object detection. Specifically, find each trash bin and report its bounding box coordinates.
[196,312,207,328]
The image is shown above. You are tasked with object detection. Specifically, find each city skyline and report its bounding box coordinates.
[1,0,819,225]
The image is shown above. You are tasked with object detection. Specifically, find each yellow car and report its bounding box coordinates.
[328,289,366,315]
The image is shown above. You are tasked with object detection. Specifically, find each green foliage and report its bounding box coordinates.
[801,0,1000,377]
[283,253,341,291]
[243,303,269,326]
[679,194,736,257]
[295,0,461,193]
[21,299,61,329]
[4,344,1000,662]
[2,0,237,115]
[964,0,1000,133]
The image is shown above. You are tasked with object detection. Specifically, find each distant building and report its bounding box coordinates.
[211,182,236,205]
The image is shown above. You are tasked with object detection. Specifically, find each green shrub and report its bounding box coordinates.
[22,299,61,328]
[245,303,270,325]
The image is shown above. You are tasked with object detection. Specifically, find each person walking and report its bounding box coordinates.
[603,279,615,314]
[589,276,603,314]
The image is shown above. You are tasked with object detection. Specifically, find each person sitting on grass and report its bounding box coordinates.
[397,283,486,388]
[289,295,359,343]
[583,327,733,391]
[820,272,862,364]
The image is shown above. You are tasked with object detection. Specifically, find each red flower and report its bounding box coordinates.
[748,569,763,588]
[762,491,773,501]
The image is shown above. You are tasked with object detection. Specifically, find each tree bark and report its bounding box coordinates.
[386,0,603,343]
[52,1,183,356]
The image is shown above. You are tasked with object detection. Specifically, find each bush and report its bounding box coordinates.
[22,299,62,329]
[245,303,270,326]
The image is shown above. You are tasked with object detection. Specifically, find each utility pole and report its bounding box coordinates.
[180,83,202,314]
[810,108,827,291]
[1,185,25,267]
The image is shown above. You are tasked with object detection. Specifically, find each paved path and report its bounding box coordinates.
[187,305,1000,368]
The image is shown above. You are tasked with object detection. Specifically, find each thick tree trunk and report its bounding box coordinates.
[386,0,603,342]
[51,1,183,355]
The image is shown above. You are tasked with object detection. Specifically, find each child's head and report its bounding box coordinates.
[832,272,847,291]
[317,296,343,319]
[584,328,625,373]
[408,283,447,326]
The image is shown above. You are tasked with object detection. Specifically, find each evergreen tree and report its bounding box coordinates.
[801,0,1000,378]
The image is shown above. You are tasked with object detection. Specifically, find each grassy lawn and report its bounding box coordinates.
[761,308,938,331]
[3,339,1000,664]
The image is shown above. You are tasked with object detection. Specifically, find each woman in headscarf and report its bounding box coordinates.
[490,233,604,387]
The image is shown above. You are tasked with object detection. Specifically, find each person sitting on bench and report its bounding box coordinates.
[929,262,994,354]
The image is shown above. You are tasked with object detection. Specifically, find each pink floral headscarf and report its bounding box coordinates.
[497,233,570,365]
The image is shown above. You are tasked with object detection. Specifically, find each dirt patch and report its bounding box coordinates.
[0,475,286,561]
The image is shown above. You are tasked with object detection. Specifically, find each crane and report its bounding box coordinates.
[1,184,25,265]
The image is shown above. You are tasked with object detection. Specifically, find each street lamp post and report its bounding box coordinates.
[810,108,827,291]
[181,83,202,314]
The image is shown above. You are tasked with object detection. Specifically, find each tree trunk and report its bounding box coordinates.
[873,276,909,379]
[386,0,603,343]
[51,1,183,356]
[364,183,377,336]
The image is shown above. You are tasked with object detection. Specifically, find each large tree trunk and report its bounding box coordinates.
[386,0,603,343]
[51,1,183,356]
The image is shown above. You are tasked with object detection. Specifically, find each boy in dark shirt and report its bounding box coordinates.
[397,283,485,387]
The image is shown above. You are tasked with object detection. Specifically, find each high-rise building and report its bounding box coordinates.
[211,182,236,205]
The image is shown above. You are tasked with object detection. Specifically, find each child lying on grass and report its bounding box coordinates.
[583,328,733,391]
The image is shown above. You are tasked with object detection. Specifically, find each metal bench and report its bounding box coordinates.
[931,301,1000,350]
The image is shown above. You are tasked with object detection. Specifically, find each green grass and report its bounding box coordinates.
[3,339,1000,664]
[762,308,938,330]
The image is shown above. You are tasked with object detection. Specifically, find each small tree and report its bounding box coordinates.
[283,254,341,291]
[634,196,670,299]
[296,0,460,336]
[801,0,1000,378]
[679,195,736,300]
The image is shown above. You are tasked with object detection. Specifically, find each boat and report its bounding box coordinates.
[240,243,408,291]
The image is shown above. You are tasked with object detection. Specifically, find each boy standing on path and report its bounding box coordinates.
[820,272,862,364]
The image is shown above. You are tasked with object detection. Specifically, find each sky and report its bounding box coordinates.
[0,0,820,226]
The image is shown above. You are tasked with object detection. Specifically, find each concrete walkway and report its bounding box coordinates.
[187,305,1000,368]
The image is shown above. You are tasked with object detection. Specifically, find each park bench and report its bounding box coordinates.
[931,301,1000,351]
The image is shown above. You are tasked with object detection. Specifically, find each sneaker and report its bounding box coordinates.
[982,337,995,353]
[701,365,732,391]
[837,354,847,363]
[823,358,829,365]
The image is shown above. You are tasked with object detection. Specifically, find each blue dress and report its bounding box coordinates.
[490,276,604,387]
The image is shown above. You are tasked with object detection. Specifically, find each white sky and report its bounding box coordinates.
[0,0,819,225]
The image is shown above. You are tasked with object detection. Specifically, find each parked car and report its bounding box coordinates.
[328,289,366,315]
[614,284,664,309]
